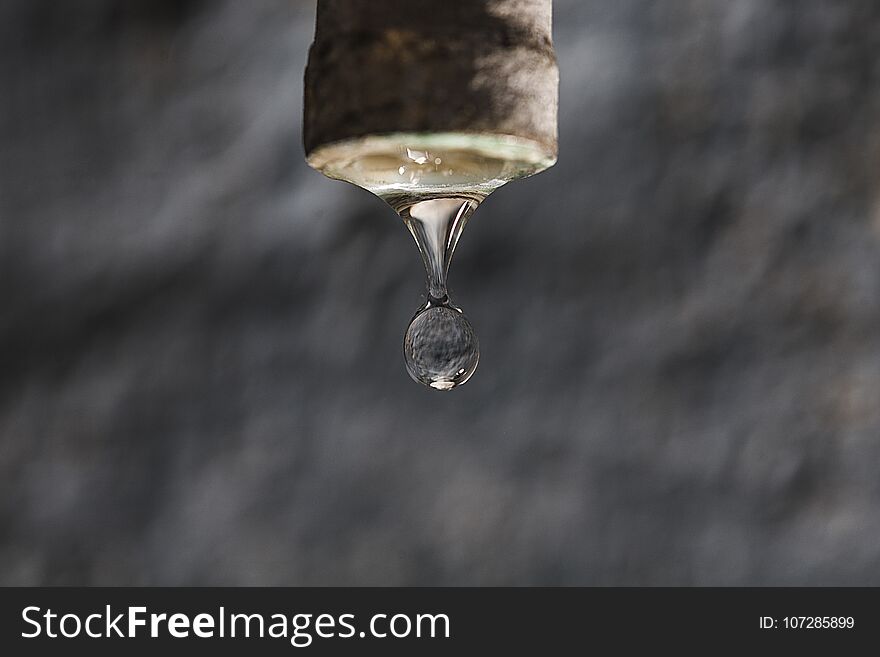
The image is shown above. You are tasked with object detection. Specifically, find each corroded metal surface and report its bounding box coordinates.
[303,0,558,159]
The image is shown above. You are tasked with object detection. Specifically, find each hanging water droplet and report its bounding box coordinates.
[404,302,479,390]
[397,196,480,390]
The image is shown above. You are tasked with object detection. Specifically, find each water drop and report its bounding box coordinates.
[397,196,481,390]
[404,303,479,390]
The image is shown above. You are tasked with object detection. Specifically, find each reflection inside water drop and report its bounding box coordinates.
[404,302,479,390]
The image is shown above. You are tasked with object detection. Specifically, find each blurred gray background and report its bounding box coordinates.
[2,0,880,585]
